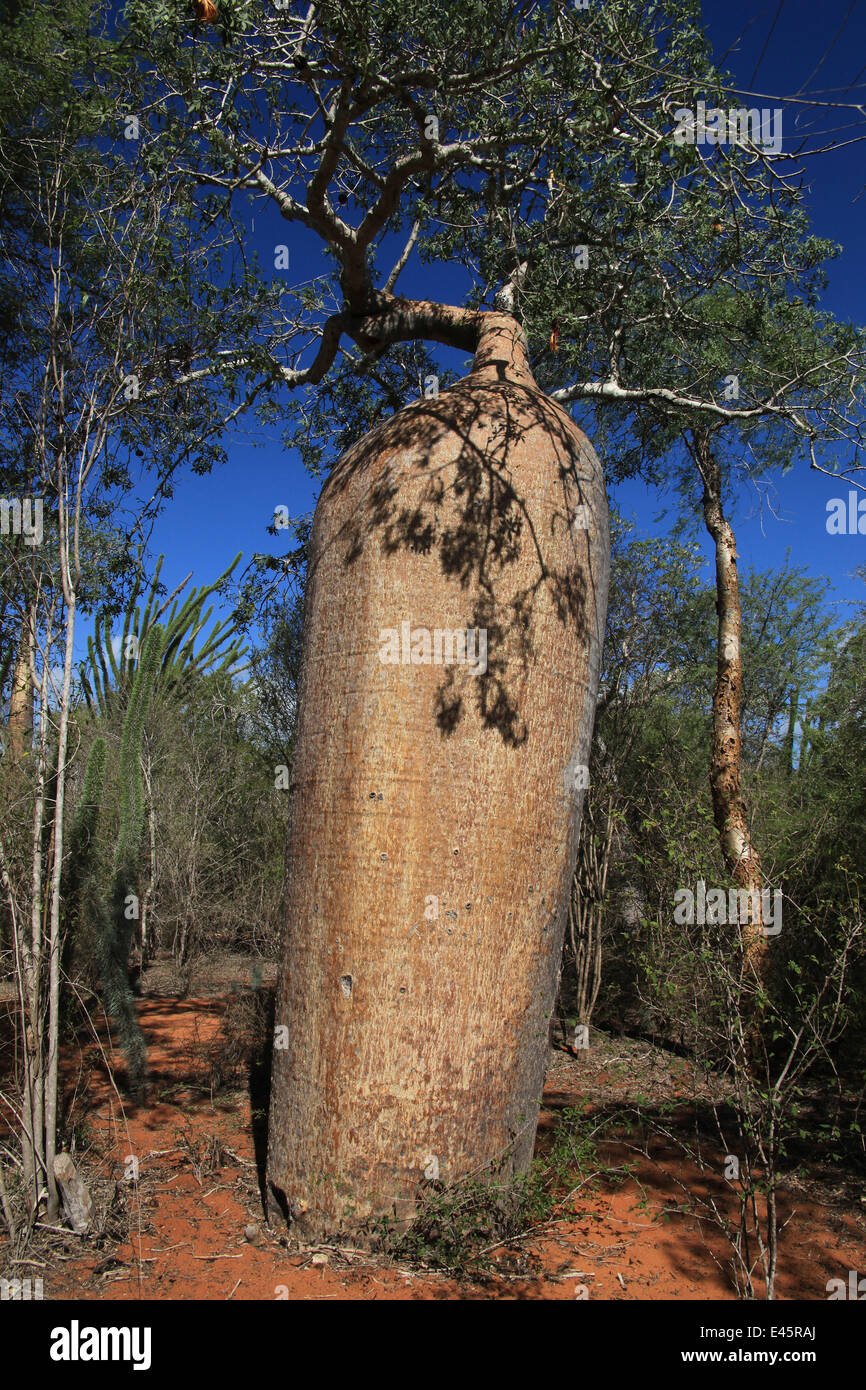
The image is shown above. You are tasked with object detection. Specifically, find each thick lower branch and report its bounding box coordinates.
[345,294,485,355]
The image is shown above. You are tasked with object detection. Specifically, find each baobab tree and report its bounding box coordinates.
[129,0,866,1239]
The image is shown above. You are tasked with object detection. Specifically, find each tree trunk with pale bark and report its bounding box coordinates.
[690,430,767,972]
[266,315,609,1241]
[6,604,34,764]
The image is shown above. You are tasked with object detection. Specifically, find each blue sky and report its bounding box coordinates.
[133,0,866,658]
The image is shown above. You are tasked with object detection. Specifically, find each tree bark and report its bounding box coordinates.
[690,430,766,972]
[53,1152,93,1233]
[266,313,609,1241]
[19,609,54,1216]
[44,592,77,1221]
[568,792,613,1029]
[6,603,34,764]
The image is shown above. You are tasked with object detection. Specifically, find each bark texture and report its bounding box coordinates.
[691,430,766,970]
[266,315,609,1241]
[53,1152,93,1233]
[6,605,34,763]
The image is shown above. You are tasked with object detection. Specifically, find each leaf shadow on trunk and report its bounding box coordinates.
[309,374,604,748]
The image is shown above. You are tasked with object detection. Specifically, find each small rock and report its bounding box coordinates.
[311,1252,329,1266]
[244,1224,260,1244]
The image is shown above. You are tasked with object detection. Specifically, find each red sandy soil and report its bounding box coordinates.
[13,987,866,1301]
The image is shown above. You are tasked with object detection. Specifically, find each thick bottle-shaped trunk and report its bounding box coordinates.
[266,317,609,1241]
